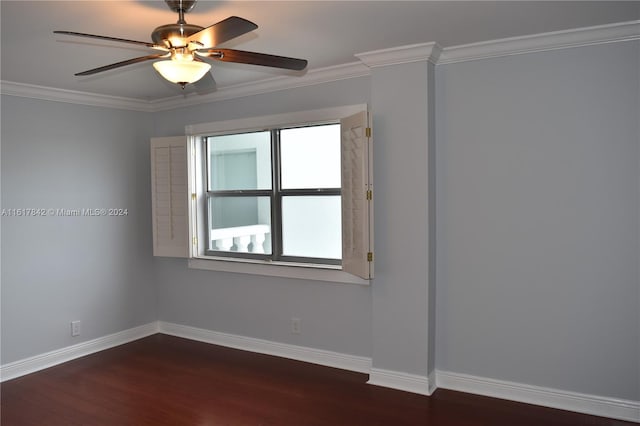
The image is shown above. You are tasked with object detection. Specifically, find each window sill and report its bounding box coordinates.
[188,257,370,285]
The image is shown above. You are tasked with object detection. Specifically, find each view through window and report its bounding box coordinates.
[205,123,341,264]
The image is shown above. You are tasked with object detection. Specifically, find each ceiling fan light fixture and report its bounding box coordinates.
[153,60,211,88]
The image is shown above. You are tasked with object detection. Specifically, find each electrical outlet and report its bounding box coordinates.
[291,317,301,334]
[71,320,81,337]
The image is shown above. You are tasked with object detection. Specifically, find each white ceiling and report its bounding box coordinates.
[2,1,639,101]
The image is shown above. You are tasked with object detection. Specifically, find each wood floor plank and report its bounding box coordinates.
[0,334,635,425]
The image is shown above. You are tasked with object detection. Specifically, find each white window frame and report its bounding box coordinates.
[151,104,373,285]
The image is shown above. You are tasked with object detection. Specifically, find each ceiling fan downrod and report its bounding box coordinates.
[165,0,197,24]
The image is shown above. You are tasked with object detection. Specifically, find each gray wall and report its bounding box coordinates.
[435,41,640,400]
[1,96,156,363]
[152,77,372,136]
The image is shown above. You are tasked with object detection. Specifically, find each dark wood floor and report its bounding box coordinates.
[0,334,634,425]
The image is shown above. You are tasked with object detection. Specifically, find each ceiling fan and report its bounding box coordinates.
[54,0,308,89]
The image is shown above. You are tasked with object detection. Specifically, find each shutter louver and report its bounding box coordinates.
[151,137,189,257]
[341,111,373,279]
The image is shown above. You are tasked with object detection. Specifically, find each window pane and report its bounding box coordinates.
[281,196,341,259]
[208,132,272,191]
[280,124,341,189]
[208,196,272,254]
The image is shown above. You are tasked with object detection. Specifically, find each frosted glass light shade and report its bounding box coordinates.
[153,60,211,85]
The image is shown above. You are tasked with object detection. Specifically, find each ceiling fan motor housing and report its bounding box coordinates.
[151,23,204,47]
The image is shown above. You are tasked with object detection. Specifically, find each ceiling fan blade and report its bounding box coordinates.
[75,54,168,76]
[193,71,217,93]
[54,31,167,51]
[199,48,308,71]
[187,16,258,49]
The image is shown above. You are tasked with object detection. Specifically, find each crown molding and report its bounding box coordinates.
[439,20,640,64]
[2,21,638,111]
[0,61,369,112]
[0,81,154,112]
[150,61,371,111]
[356,42,442,68]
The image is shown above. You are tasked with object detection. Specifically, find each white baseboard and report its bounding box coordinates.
[157,321,372,374]
[0,322,159,382]
[436,370,640,423]
[159,322,441,397]
[367,368,433,396]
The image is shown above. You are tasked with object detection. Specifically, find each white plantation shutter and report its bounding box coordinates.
[341,111,374,279]
[150,136,189,257]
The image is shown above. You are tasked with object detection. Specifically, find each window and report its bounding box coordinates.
[150,105,373,282]
[204,124,342,264]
